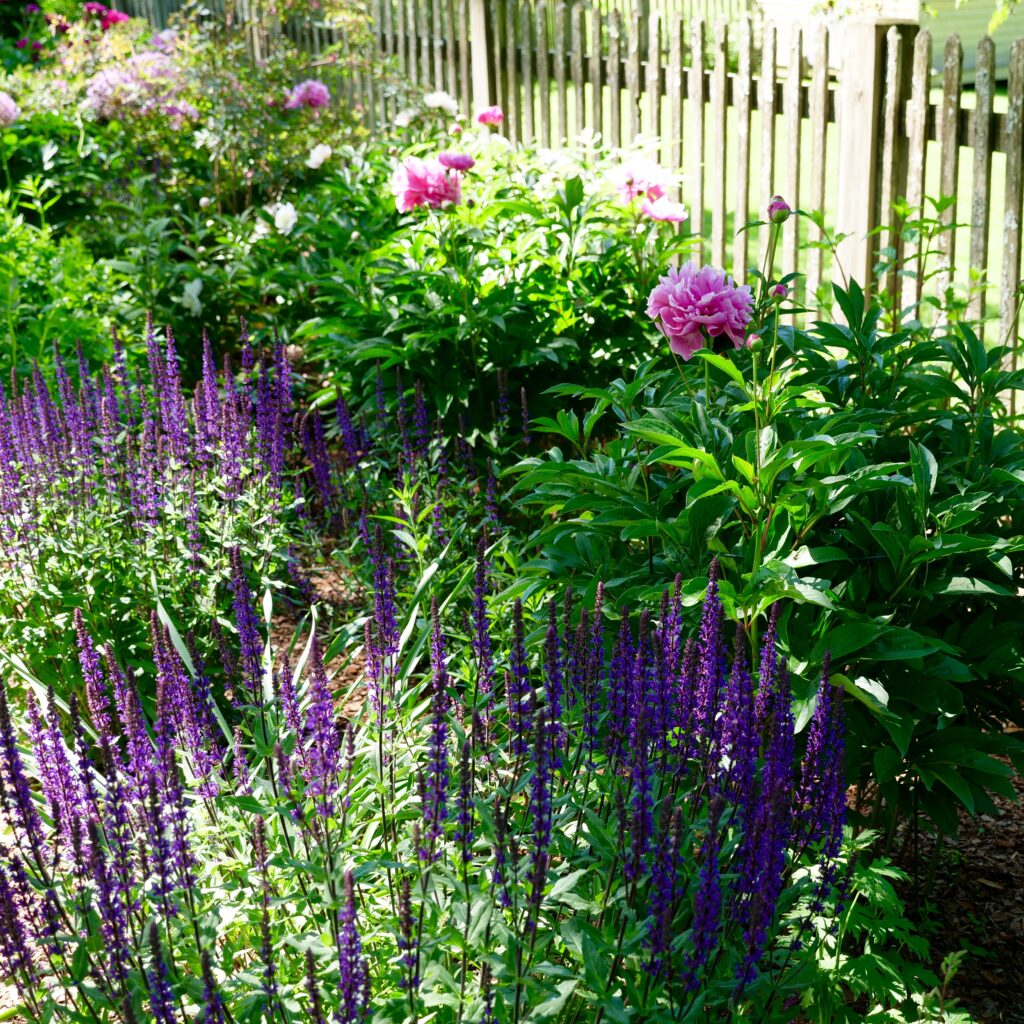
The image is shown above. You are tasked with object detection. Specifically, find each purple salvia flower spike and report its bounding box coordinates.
[421,598,450,861]
[201,949,227,1024]
[508,599,532,756]
[304,949,328,1023]
[303,637,342,817]
[336,870,371,1024]
[146,921,177,1024]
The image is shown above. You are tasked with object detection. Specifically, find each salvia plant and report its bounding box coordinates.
[0,316,299,695]
[0,557,851,1022]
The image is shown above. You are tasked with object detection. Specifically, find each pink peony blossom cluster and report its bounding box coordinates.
[438,151,474,171]
[646,262,754,360]
[612,156,670,204]
[641,195,688,223]
[284,79,331,110]
[83,3,130,30]
[391,156,463,212]
[476,105,504,126]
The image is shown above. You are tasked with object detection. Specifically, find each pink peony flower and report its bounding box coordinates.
[391,156,462,212]
[767,195,791,224]
[284,79,330,110]
[641,196,688,223]
[438,151,474,171]
[0,91,20,127]
[646,262,754,360]
[100,9,129,28]
[476,105,504,126]
[770,283,788,300]
[83,2,108,15]
[612,156,669,204]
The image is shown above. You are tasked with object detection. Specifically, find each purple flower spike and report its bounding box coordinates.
[421,598,450,861]
[305,949,327,1023]
[336,870,371,1023]
[201,949,227,1024]
[303,637,342,817]
[229,547,264,705]
[507,600,532,756]
[146,922,177,1024]
[397,874,419,991]
[682,801,722,992]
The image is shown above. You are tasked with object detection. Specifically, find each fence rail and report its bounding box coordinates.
[120,0,1024,374]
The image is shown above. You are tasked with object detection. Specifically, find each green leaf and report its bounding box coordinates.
[563,175,584,211]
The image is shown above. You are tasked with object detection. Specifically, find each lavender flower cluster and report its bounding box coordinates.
[0,320,298,643]
[0,545,844,1022]
[1,320,292,542]
[0,545,374,1022]
[85,50,198,125]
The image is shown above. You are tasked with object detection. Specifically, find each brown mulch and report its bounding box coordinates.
[274,556,368,723]
[889,762,1024,1023]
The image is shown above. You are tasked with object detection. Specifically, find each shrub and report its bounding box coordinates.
[512,262,1024,835]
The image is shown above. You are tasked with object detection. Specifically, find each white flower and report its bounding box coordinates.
[41,141,58,171]
[394,108,417,127]
[273,201,298,235]
[423,90,458,116]
[305,143,333,169]
[198,196,212,209]
[178,279,203,316]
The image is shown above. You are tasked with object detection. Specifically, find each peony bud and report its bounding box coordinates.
[767,195,791,224]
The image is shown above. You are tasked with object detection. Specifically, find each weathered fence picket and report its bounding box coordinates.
[733,16,752,286]
[710,21,728,269]
[806,24,828,304]
[537,1,552,148]
[689,18,705,261]
[758,23,777,273]
[970,37,995,324]
[608,11,622,149]
[783,28,801,299]
[1001,41,1024,378]
[555,2,569,145]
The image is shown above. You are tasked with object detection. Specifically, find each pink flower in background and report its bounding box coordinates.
[438,151,474,171]
[646,262,754,360]
[83,2,108,14]
[641,196,688,223]
[285,79,330,110]
[0,92,20,127]
[612,156,669,203]
[392,156,462,212]
[476,105,504,126]
[100,9,129,28]
[25,3,42,13]
[15,38,28,48]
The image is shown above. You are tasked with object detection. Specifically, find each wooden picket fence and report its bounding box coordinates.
[363,1,1024,361]
[118,0,1024,373]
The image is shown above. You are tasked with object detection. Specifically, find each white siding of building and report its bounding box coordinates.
[921,0,1024,77]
